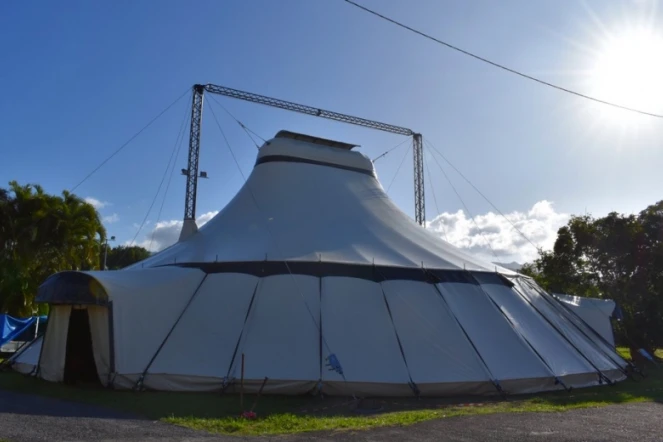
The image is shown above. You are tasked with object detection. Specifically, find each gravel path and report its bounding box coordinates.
[0,389,215,442]
[288,401,663,442]
[1,388,662,441]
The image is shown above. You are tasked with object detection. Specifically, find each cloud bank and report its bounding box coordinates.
[426,200,569,264]
[134,211,219,252]
[85,197,110,209]
[103,213,120,224]
[132,201,568,264]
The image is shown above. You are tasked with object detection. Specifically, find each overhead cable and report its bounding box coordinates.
[208,94,267,149]
[386,144,412,193]
[147,101,192,252]
[425,144,500,261]
[127,100,191,250]
[373,136,411,162]
[342,0,663,119]
[70,87,191,193]
[207,99,250,177]
[422,149,448,241]
[425,139,541,252]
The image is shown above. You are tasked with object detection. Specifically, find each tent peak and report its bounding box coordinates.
[274,130,359,150]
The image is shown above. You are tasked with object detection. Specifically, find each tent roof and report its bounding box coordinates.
[129,132,517,276]
[274,130,359,150]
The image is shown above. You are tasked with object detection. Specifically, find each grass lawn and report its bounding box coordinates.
[0,348,662,436]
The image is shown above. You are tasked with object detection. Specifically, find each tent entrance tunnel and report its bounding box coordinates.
[25,271,114,386]
[10,130,631,397]
[64,308,100,386]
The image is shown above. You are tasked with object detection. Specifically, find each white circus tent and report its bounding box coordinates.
[10,130,628,396]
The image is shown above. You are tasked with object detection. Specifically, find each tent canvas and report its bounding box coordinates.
[18,130,629,396]
[554,294,619,348]
[7,335,43,375]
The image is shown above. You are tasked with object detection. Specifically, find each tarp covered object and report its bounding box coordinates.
[0,314,44,347]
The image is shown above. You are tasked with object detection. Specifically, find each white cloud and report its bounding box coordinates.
[131,211,219,252]
[125,201,567,264]
[103,213,119,224]
[85,197,110,209]
[426,200,569,264]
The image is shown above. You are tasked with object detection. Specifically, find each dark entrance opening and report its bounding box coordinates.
[64,308,100,386]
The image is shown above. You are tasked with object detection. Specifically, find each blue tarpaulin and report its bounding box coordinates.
[0,315,46,347]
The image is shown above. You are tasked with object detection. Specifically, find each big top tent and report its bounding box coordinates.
[8,130,628,397]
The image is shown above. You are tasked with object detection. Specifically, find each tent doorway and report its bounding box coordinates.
[64,308,100,386]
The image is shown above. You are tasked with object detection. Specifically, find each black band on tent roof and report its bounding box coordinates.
[34,263,515,306]
[36,271,109,306]
[166,260,503,285]
[255,155,375,177]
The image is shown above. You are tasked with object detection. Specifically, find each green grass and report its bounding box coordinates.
[0,347,662,436]
[615,347,663,360]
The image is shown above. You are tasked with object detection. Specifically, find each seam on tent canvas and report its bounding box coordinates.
[553,293,619,346]
[378,280,419,397]
[133,274,209,391]
[428,278,505,397]
[524,280,630,377]
[470,275,567,391]
[523,280,627,372]
[317,275,323,393]
[533,282,617,350]
[107,301,116,388]
[533,283,623,354]
[224,279,261,387]
[387,285,491,374]
[510,280,614,385]
[0,334,40,372]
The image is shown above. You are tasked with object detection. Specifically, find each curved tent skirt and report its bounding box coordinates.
[18,266,628,396]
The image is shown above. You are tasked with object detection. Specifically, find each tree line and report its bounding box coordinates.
[0,181,149,317]
[521,200,663,354]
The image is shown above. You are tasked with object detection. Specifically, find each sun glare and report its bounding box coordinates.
[590,29,663,124]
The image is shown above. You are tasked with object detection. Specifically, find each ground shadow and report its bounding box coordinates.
[1,367,662,422]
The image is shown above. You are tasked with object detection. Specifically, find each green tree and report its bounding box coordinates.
[104,245,151,270]
[526,202,663,352]
[0,181,106,316]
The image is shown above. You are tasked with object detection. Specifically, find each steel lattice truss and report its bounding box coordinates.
[182,83,426,225]
[412,134,425,226]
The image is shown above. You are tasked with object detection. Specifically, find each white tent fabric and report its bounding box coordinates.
[129,135,517,274]
[38,305,71,382]
[554,293,617,347]
[23,130,628,396]
[8,335,43,375]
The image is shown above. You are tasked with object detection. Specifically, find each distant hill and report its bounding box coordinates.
[493,261,523,272]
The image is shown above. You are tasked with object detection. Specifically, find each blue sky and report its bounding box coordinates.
[2,0,663,263]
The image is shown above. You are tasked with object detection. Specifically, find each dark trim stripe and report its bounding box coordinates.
[255,155,375,177]
[37,271,109,306]
[164,260,498,285]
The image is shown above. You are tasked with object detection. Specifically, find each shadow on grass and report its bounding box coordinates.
[1,365,662,435]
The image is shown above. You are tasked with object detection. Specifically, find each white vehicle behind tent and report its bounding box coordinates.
[554,294,620,348]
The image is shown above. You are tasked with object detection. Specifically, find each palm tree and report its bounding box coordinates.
[0,182,106,316]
